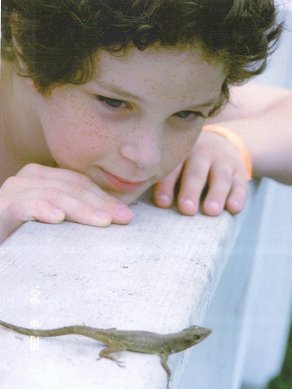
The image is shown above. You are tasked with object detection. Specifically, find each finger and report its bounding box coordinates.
[17,163,128,206]
[152,164,182,208]
[202,164,233,216]
[225,172,248,214]
[11,188,113,227]
[45,192,113,226]
[45,178,133,224]
[12,174,133,224]
[177,157,211,215]
[0,199,65,243]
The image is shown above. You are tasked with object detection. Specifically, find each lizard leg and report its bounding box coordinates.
[160,353,171,388]
[97,345,126,368]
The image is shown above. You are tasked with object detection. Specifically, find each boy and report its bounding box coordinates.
[1,0,292,244]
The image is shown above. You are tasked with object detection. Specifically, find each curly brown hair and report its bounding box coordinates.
[1,0,282,104]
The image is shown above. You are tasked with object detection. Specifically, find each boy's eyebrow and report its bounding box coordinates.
[94,79,219,110]
[93,80,143,102]
[188,99,219,110]
[178,97,221,112]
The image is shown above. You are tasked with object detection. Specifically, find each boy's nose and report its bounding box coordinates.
[120,130,161,168]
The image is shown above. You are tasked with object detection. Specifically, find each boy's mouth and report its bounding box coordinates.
[99,168,148,192]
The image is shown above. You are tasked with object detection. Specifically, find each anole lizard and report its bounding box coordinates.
[0,320,211,388]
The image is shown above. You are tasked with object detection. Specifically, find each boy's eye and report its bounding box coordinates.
[174,110,203,119]
[97,95,126,108]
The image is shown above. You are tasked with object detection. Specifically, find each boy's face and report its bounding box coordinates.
[36,46,225,203]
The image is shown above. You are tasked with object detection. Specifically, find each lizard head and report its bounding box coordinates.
[181,325,211,347]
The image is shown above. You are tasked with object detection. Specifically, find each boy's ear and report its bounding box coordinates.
[9,12,36,89]
[9,12,28,73]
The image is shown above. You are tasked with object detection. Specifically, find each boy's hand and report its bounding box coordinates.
[152,130,248,216]
[0,164,133,243]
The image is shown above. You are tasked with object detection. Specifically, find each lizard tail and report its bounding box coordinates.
[0,320,79,337]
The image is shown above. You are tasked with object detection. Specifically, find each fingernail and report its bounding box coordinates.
[229,199,242,211]
[95,209,111,223]
[114,206,133,221]
[182,199,196,212]
[157,193,170,204]
[208,201,221,213]
[51,208,64,218]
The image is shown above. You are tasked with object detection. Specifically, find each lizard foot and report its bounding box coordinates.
[96,356,126,368]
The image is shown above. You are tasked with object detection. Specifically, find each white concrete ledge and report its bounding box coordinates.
[0,192,238,389]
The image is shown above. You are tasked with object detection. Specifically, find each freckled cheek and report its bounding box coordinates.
[42,110,115,168]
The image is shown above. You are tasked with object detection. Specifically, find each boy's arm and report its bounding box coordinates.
[212,83,292,184]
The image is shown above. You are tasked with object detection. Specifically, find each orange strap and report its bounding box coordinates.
[203,124,253,180]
